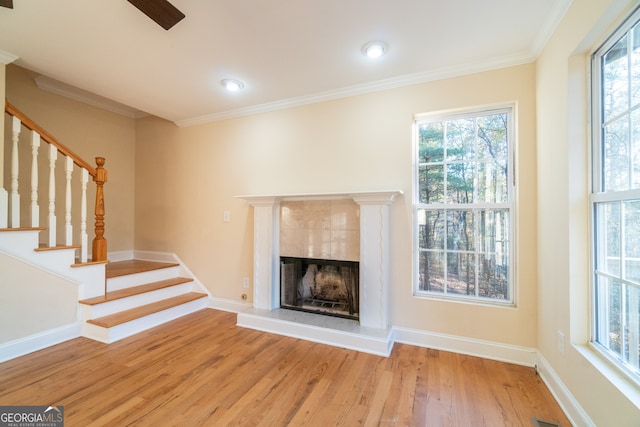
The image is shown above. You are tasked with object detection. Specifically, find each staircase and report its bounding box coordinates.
[1,101,210,359]
[0,227,209,346]
[80,259,208,343]
[0,228,208,343]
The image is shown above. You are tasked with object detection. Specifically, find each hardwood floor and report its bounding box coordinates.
[0,309,571,426]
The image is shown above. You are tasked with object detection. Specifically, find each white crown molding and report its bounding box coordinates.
[176,51,536,127]
[34,75,147,119]
[530,0,573,57]
[0,49,18,65]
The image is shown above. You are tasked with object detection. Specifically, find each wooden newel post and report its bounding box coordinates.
[92,157,108,262]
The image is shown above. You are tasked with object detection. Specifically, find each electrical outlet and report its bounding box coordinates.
[243,277,249,288]
[223,210,230,222]
[557,330,565,356]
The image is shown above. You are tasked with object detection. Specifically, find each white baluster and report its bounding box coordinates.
[0,188,6,228]
[48,144,57,247]
[80,168,88,263]
[10,116,21,228]
[31,132,41,227]
[65,156,73,246]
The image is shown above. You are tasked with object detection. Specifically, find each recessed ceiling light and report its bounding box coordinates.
[221,79,244,92]
[361,41,388,59]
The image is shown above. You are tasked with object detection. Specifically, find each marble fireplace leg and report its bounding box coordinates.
[250,198,280,310]
[354,199,392,329]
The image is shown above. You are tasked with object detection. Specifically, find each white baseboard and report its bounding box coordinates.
[132,250,176,263]
[210,297,253,313]
[0,323,81,363]
[392,326,537,367]
[107,250,134,262]
[536,353,594,427]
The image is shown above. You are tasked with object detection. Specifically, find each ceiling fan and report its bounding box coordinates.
[126,0,185,30]
[0,0,185,31]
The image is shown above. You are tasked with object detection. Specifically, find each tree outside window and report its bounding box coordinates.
[414,108,514,303]
[592,9,640,378]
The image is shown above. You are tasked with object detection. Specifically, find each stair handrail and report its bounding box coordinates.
[6,101,97,176]
[4,100,108,262]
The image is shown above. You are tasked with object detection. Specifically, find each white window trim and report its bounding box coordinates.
[590,5,640,383]
[412,104,517,306]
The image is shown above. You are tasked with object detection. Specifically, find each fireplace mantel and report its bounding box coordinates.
[237,190,402,348]
[237,190,402,205]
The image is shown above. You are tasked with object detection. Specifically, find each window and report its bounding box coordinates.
[591,8,640,378]
[414,107,514,303]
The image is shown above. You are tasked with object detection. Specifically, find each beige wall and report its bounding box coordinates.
[0,63,5,187]
[537,0,640,425]
[5,65,136,251]
[5,2,637,420]
[0,252,78,342]
[135,63,538,348]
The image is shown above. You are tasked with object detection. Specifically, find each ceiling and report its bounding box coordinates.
[0,0,572,127]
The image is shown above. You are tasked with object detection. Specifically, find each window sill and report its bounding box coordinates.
[574,343,640,411]
[412,291,517,309]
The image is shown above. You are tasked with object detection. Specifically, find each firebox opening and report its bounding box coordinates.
[280,257,359,320]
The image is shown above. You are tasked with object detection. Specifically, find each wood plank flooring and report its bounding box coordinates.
[0,309,571,426]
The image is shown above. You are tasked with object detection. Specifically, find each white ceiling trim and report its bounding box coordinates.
[34,75,147,119]
[176,51,536,128]
[0,49,18,65]
[530,0,574,57]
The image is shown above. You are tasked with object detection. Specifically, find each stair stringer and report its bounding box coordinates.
[0,230,106,299]
[130,250,254,313]
[0,248,83,362]
[132,250,213,299]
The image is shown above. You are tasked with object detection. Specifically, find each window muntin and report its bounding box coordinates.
[592,8,640,378]
[414,108,514,303]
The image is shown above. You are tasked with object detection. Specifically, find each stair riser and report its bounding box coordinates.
[107,267,180,291]
[0,231,40,253]
[81,283,194,319]
[83,299,208,343]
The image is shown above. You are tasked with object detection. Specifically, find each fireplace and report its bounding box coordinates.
[237,190,401,333]
[281,257,359,320]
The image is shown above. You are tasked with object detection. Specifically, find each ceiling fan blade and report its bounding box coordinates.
[0,0,14,9]
[127,0,185,30]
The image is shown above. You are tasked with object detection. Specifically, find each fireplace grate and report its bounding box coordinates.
[280,257,359,320]
[303,297,347,310]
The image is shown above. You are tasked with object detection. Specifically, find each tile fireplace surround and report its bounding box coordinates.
[236,190,402,356]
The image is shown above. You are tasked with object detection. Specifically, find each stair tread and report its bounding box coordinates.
[106,259,180,278]
[35,243,81,251]
[71,259,109,268]
[79,277,195,305]
[86,292,207,328]
[0,227,46,232]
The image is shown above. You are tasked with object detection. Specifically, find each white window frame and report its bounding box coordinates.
[412,105,516,305]
[590,6,640,381]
